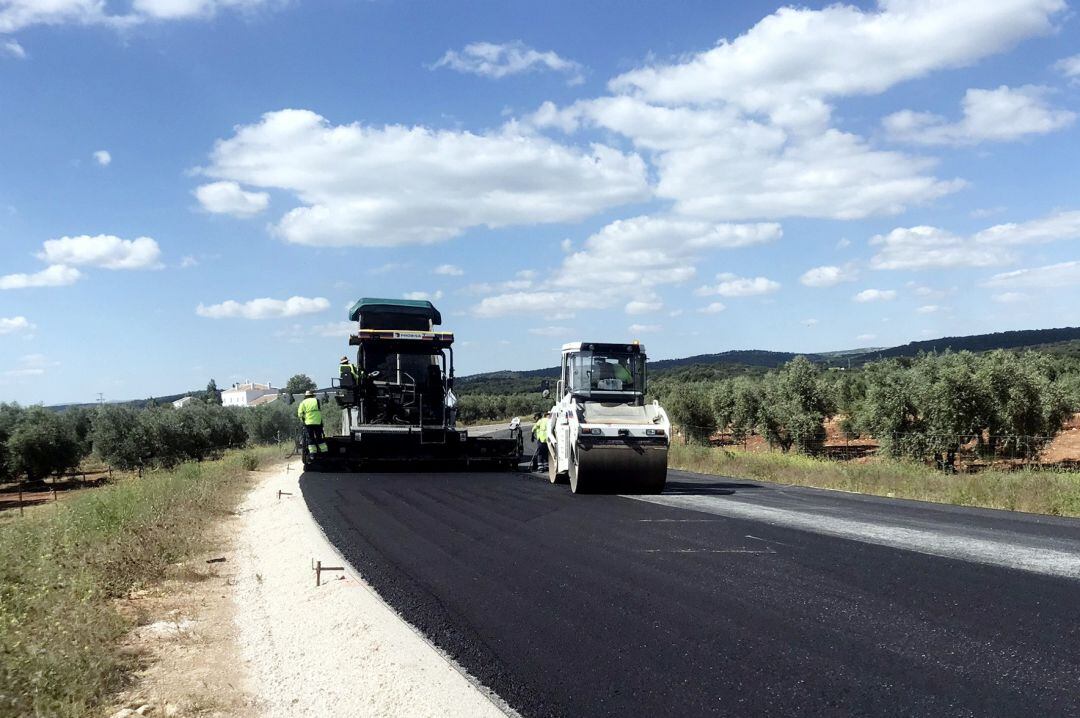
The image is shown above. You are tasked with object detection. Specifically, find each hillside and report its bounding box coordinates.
[42,327,1080,405]
[850,327,1080,364]
[456,326,1080,395]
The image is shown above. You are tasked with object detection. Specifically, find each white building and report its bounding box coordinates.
[222,381,277,408]
[172,396,196,408]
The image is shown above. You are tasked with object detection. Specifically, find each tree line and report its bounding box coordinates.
[455,393,552,424]
[652,351,1080,460]
[0,396,304,483]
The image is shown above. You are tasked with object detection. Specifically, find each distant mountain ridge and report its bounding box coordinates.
[455,326,1080,393]
[853,327,1080,362]
[46,326,1080,406]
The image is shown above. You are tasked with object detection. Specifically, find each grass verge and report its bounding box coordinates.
[0,445,284,718]
[669,444,1080,518]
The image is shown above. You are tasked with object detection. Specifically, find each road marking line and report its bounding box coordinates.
[641,548,774,554]
[637,518,721,522]
[630,494,1080,580]
[745,534,793,547]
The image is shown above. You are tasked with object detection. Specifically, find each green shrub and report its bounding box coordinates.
[6,407,84,482]
[240,451,259,471]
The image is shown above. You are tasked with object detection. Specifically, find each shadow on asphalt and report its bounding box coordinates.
[662,479,764,496]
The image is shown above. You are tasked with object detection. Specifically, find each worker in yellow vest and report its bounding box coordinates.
[339,356,361,384]
[531,412,550,472]
[297,390,329,455]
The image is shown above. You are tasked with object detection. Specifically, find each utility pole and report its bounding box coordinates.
[96,392,105,404]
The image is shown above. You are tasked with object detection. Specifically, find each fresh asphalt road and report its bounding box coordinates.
[301,460,1080,717]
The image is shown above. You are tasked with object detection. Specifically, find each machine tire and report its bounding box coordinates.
[569,447,590,494]
[548,441,568,484]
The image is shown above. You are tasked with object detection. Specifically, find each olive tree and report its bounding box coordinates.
[759,357,832,453]
[666,383,717,445]
[6,407,82,482]
[284,374,317,396]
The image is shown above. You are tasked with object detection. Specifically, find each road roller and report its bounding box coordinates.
[546,341,670,494]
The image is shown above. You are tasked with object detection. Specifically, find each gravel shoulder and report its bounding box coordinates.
[232,460,508,718]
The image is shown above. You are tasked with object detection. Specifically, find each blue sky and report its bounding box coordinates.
[2,0,1079,405]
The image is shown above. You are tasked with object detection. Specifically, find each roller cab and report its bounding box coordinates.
[546,342,670,494]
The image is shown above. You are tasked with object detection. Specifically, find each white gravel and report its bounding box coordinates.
[232,461,510,718]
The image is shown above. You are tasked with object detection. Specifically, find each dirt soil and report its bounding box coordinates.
[106,514,257,717]
[1040,413,1080,463]
[705,414,1080,465]
[106,460,510,718]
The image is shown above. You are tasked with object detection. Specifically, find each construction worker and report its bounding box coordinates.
[339,356,361,385]
[613,361,633,386]
[531,411,549,472]
[297,389,329,454]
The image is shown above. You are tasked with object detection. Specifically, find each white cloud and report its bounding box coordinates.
[870,210,1080,269]
[529,326,572,337]
[535,96,962,222]
[403,290,443,301]
[982,261,1080,289]
[433,264,464,276]
[196,296,330,319]
[911,284,946,299]
[993,292,1029,303]
[179,255,198,268]
[0,264,81,290]
[695,273,779,297]
[916,305,939,314]
[2,39,25,58]
[972,210,1080,246]
[1054,53,1080,81]
[93,149,111,166]
[628,323,661,333]
[0,0,275,32]
[656,126,962,222]
[557,215,780,288]
[625,298,663,315]
[529,1,1070,224]
[474,291,598,319]
[857,334,878,342]
[310,321,356,338]
[38,234,162,270]
[608,0,1064,119]
[802,318,819,327]
[198,109,648,247]
[4,353,58,377]
[473,215,779,317]
[0,316,33,335]
[799,264,858,287]
[0,0,125,33]
[698,302,726,314]
[853,289,896,303]
[194,180,269,217]
[869,226,1007,270]
[433,41,584,84]
[132,0,273,20]
[884,85,1074,145]
[970,206,1006,219]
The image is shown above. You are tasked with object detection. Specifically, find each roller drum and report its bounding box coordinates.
[570,441,667,494]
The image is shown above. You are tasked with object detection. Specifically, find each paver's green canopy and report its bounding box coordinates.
[347,297,442,325]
